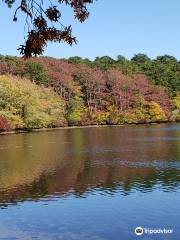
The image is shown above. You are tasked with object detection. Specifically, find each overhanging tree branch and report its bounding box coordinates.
[3,0,94,57]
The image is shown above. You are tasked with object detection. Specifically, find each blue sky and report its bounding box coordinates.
[0,0,180,60]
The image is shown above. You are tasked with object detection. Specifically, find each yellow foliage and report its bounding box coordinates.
[172,94,180,119]
[91,111,109,125]
[0,75,65,129]
[148,101,166,121]
[173,94,180,109]
[106,106,121,124]
[122,112,138,124]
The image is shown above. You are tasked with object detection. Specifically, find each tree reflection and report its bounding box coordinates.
[0,125,179,205]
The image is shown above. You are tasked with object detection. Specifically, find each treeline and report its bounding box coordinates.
[0,54,179,131]
[68,54,180,95]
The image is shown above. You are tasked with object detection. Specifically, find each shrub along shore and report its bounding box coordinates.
[0,54,179,132]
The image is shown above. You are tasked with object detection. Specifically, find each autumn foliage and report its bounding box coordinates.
[0,55,179,131]
[4,0,94,57]
[0,75,66,131]
[0,116,13,131]
[33,57,173,124]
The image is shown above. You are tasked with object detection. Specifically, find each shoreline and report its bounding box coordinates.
[0,121,179,136]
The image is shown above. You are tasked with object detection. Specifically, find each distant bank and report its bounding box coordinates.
[1,121,179,135]
[0,55,179,133]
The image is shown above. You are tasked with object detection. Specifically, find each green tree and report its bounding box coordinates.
[116,55,139,74]
[131,53,152,73]
[24,61,49,85]
[94,56,116,70]
[149,58,180,94]
[156,55,177,64]
[131,53,151,64]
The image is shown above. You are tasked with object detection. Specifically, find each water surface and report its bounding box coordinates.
[0,124,180,240]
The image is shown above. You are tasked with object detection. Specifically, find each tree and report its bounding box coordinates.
[148,57,180,94]
[116,55,139,75]
[131,54,152,73]
[156,55,177,64]
[34,57,80,102]
[0,75,66,129]
[24,61,49,85]
[131,53,151,64]
[94,56,116,70]
[3,0,94,57]
[67,96,86,125]
[68,56,93,67]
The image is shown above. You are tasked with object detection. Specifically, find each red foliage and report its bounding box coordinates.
[0,116,13,131]
[0,61,26,76]
[33,57,77,102]
[32,58,172,117]
[132,74,172,113]
[105,69,136,111]
[73,64,107,112]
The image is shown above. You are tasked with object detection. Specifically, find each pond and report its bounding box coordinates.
[0,124,180,240]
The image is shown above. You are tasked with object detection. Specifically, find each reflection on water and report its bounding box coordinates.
[0,123,180,240]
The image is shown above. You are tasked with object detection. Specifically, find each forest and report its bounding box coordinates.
[0,54,179,131]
